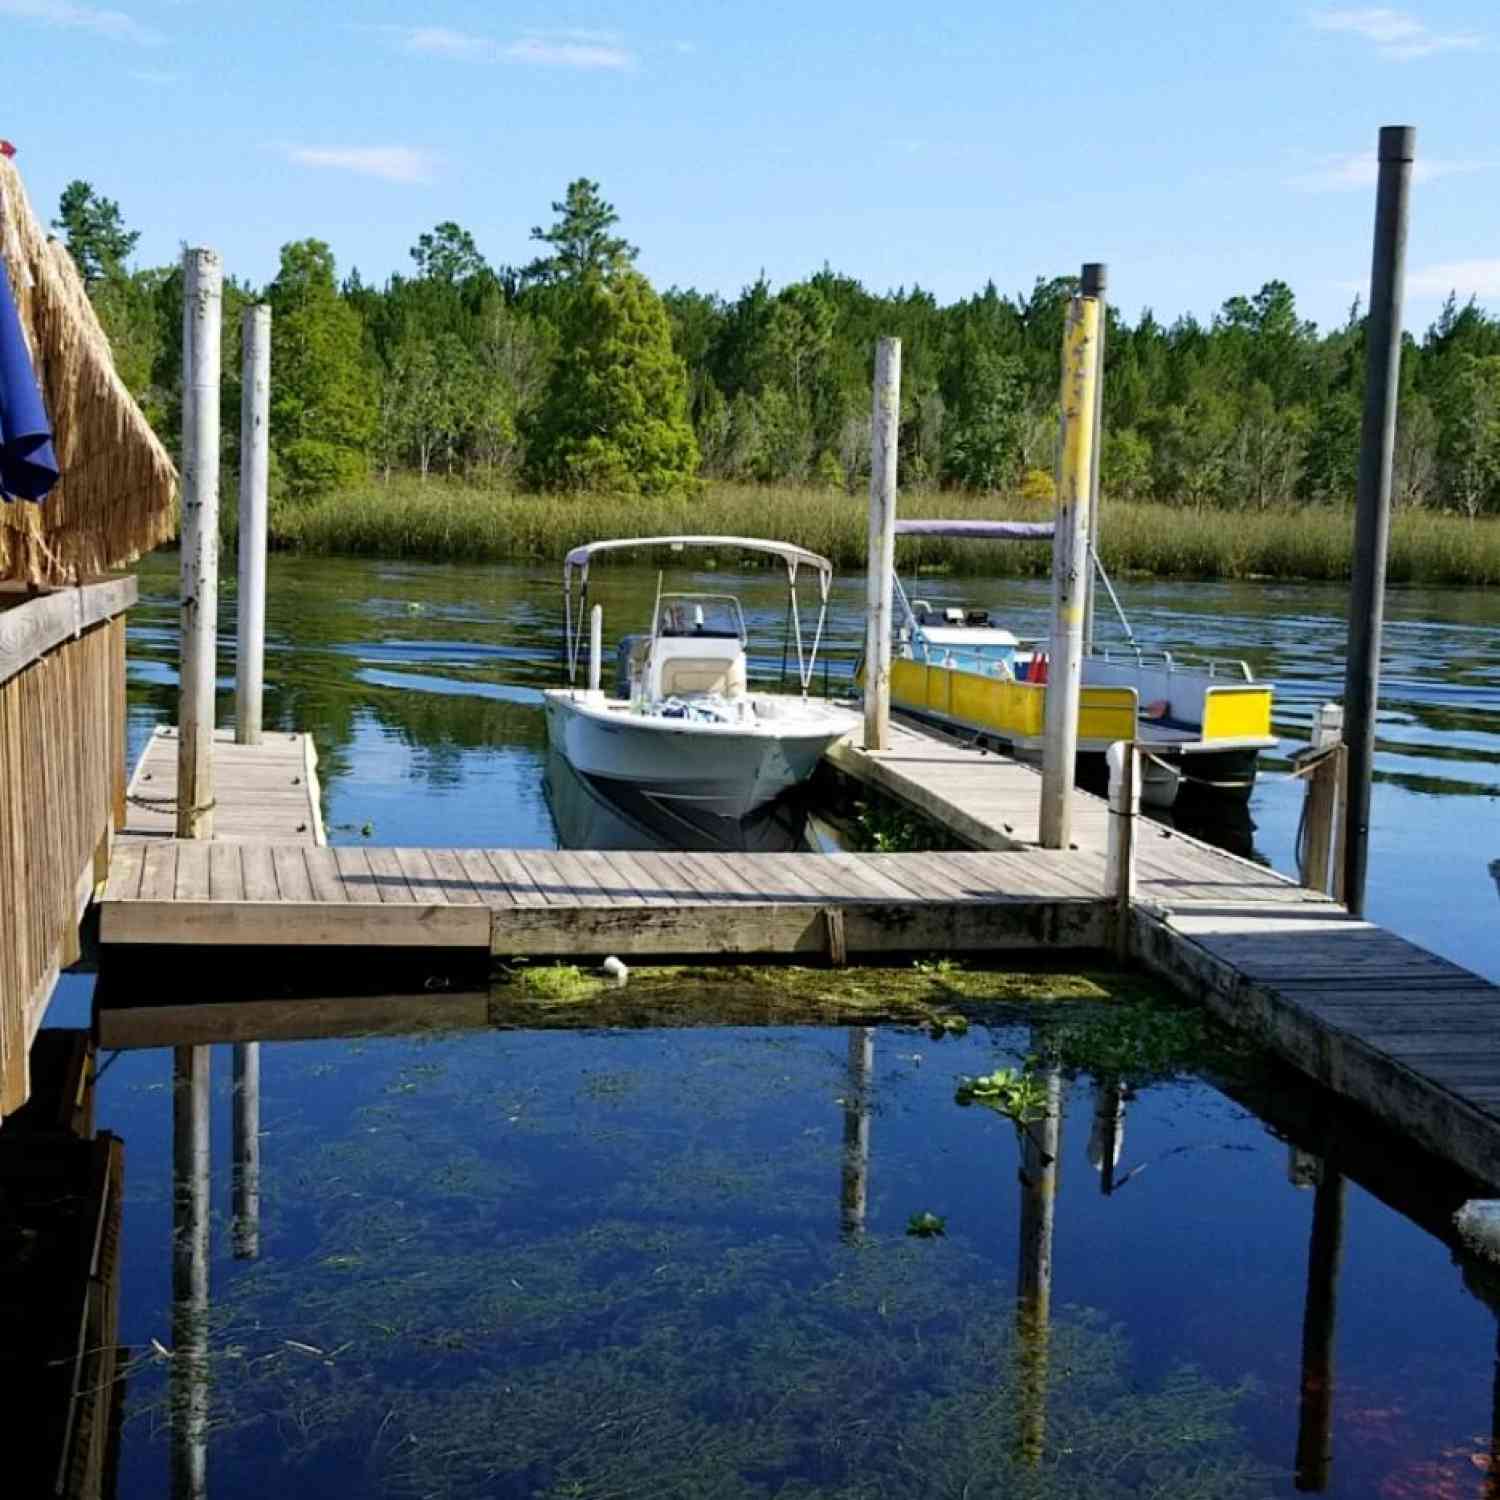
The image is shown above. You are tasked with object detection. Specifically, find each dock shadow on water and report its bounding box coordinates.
[7,968,1491,1498]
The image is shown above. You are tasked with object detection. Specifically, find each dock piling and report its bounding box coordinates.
[1039,295,1100,849]
[236,305,271,747]
[863,337,901,751]
[1299,704,1345,898]
[1081,263,1107,657]
[1342,125,1415,917]
[1105,741,1138,960]
[178,247,223,840]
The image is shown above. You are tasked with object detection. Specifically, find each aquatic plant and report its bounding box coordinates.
[906,1210,947,1238]
[956,1066,1051,1123]
[515,962,597,1001]
[1046,997,1246,1084]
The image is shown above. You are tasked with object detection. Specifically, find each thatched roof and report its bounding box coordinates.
[0,156,176,585]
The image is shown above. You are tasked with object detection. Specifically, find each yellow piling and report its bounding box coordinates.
[1039,294,1101,850]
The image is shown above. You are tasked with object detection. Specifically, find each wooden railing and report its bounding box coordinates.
[0,577,135,1118]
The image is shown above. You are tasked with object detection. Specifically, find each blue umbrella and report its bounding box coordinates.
[0,258,59,503]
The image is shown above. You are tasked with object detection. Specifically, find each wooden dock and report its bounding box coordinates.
[123,725,323,845]
[94,718,1500,1188]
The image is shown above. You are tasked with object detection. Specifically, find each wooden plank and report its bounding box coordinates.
[241,844,279,902]
[568,850,638,905]
[138,842,178,901]
[365,846,417,904]
[102,900,489,949]
[303,847,348,905]
[525,852,582,908]
[427,848,483,905]
[598,850,679,907]
[271,846,314,903]
[551,850,618,905]
[333,846,381,904]
[208,842,244,903]
[480,849,548,909]
[394,847,448,904]
[174,842,211,902]
[105,840,144,902]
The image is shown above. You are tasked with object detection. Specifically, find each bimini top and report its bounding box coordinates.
[564,534,833,582]
[894,519,1055,542]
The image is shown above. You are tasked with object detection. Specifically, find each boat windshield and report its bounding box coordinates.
[655,593,746,642]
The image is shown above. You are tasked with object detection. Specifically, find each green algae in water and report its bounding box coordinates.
[124,1021,1271,1497]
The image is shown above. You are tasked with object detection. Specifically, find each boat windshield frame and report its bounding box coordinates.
[562,535,834,697]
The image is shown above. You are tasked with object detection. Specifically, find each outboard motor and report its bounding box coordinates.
[615,634,650,699]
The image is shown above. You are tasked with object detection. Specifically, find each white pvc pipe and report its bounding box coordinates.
[236,304,270,746]
[863,337,901,751]
[588,603,603,696]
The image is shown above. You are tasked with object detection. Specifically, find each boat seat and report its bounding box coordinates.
[659,656,748,697]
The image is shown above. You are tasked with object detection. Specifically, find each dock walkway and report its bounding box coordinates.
[96,719,1500,1187]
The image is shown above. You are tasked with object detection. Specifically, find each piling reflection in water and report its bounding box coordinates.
[840,1028,874,1241]
[231,1042,260,1261]
[1015,1056,1061,1469]
[1087,1076,1127,1195]
[1294,1152,1345,1494]
[171,1046,211,1500]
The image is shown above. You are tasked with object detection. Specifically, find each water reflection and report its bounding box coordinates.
[79,986,1500,1498]
[0,1031,126,1498]
[544,746,811,852]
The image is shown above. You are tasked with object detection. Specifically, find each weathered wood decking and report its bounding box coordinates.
[101,842,1107,957]
[123,725,323,845]
[95,717,1500,1187]
[832,717,1500,1187]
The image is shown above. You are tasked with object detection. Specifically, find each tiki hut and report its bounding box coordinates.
[0,152,176,584]
[2,153,172,1119]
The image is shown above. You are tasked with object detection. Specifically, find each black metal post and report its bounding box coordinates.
[1081,263,1107,655]
[1342,125,1414,916]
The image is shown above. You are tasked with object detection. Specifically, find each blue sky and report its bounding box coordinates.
[2,0,1494,329]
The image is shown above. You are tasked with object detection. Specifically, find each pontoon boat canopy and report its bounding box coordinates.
[564,534,833,583]
[893,520,1054,541]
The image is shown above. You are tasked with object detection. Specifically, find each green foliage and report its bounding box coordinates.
[955,1066,1051,1123]
[52,178,139,284]
[68,170,1500,520]
[266,240,377,496]
[905,1210,947,1237]
[525,178,637,286]
[524,271,699,495]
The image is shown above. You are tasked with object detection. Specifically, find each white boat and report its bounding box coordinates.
[544,536,859,827]
[885,519,1277,808]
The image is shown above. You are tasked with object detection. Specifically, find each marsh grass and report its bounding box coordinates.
[244,477,1500,584]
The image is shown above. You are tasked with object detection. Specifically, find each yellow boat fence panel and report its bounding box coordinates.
[1202,684,1274,743]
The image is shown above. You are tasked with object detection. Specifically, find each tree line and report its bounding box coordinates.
[55,177,1500,514]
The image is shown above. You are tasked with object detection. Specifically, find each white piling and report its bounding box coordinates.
[1105,740,1138,960]
[178,247,223,839]
[1039,296,1100,849]
[863,337,901,751]
[236,304,270,746]
[588,603,603,699]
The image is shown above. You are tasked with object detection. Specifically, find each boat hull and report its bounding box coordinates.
[544,691,856,823]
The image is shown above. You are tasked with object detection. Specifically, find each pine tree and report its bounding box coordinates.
[524,180,637,286]
[265,240,377,496]
[525,271,699,495]
[52,180,139,285]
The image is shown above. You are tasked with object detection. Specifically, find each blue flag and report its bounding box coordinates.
[0,259,59,502]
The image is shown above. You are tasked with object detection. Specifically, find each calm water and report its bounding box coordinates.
[38,552,1500,1496]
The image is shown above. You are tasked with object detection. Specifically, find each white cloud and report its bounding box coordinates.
[130,67,181,83]
[399,25,495,61]
[1309,7,1482,59]
[284,146,437,185]
[0,0,161,44]
[1405,259,1500,299]
[1288,149,1489,190]
[387,24,633,69]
